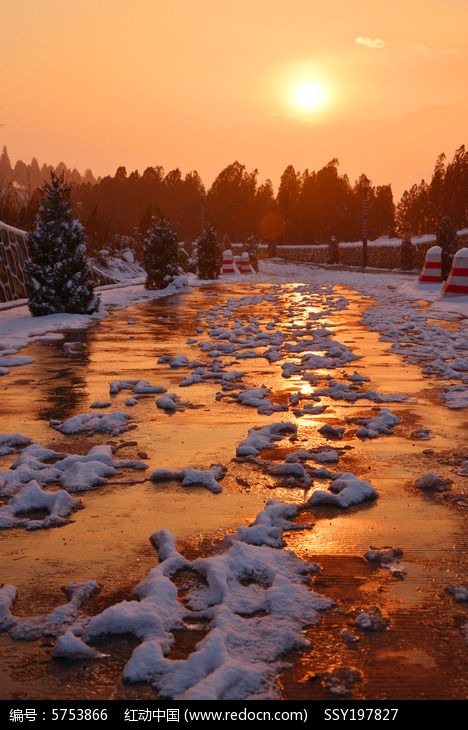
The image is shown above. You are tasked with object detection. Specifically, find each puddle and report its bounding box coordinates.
[377,648,437,668]
[0,280,466,701]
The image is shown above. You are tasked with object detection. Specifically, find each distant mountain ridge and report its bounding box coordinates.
[0,146,97,194]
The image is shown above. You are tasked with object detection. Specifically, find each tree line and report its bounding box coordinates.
[1,145,466,253]
[23,174,225,318]
[395,146,468,235]
[23,163,463,321]
[69,159,397,255]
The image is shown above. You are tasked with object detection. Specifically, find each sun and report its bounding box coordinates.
[290,78,328,113]
[273,62,336,119]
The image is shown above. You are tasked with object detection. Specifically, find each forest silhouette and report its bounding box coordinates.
[1,145,466,255]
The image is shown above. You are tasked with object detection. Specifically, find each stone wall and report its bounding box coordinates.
[275,232,468,270]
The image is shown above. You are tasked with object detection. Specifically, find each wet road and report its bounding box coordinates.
[0,280,466,701]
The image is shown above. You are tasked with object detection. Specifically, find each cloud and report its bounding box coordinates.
[355,37,385,49]
[412,43,460,57]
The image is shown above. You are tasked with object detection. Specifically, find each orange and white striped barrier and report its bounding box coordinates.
[221,249,239,275]
[238,252,254,274]
[418,245,442,282]
[442,248,468,297]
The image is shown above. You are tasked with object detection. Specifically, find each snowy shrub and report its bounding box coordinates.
[245,234,259,272]
[24,172,99,316]
[400,236,414,270]
[436,215,458,281]
[196,224,222,280]
[178,242,197,273]
[143,218,180,290]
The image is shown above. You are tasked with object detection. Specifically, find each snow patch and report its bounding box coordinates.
[236,422,297,458]
[50,411,133,435]
[150,465,226,493]
[308,472,377,508]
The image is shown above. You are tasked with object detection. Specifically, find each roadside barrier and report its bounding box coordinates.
[238,252,254,274]
[441,247,468,297]
[221,250,239,275]
[418,245,442,282]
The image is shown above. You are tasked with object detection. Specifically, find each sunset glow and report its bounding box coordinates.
[0,0,467,198]
[289,79,329,114]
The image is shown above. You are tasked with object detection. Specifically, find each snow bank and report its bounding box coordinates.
[314,379,406,404]
[236,387,287,415]
[53,630,108,660]
[0,442,147,528]
[0,480,79,530]
[236,422,297,457]
[308,472,377,508]
[156,393,189,413]
[235,499,313,547]
[150,465,226,493]
[131,380,168,395]
[0,433,32,456]
[110,379,166,395]
[116,509,333,699]
[353,408,401,438]
[0,498,336,699]
[0,581,100,640]
[50,411,133,435]
[414,472,451,491]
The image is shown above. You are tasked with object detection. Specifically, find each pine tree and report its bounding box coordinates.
[196,223,222,279]
[24,172,99,316]
[0,146,13,183]
[400,235,414,270]
[143,217,179,290]
[436,215,458,281]
[245,234,259,271]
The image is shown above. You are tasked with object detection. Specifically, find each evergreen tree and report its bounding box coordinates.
[400,235,414,270]
[207,162,258,241]
[13,159,29,188]
[429,152,446,227]
[24,172,99,316]
[143,217,179,290]
[0,181,20,224]
[395,181,430,236]
[444,145,468,229]
[436,215,458,281]
[277,165,302,243]
[245,234,259,271]
[0,146,13,183]
[29,157,43,193]
[196,223,222,279]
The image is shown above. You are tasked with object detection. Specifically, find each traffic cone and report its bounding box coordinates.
[238,251,254,274]
[441,248,468,297]
[418,245,442,282]
[221,249,238,275]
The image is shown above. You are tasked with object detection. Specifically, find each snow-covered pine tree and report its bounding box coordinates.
[196,223,222,280]
[25,173,99,316]
[245,234,259,272]
[143,217,179,290]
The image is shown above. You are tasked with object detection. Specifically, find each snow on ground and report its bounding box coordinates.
[1,258,466,400]
[150,464,226,494]
[0,257,467,698]
[0,502,334,699]
[0,442,147,529]
[50,411,134,436]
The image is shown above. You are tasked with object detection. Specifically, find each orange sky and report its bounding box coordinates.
[2,0,467,199]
